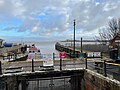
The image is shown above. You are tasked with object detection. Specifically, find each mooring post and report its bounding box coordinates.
[104,60,107,77]
[32,59,34,72]
[0,61,2,75]
[60,58,62,70]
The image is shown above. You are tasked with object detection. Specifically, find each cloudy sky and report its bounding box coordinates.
[0,0,120,41]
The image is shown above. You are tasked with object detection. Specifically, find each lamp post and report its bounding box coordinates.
[73,19,76,58]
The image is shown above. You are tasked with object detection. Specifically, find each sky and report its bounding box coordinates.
[0,0,120,42]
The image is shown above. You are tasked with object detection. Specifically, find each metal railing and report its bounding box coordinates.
[0,53,120,81]
[85,58,120,81]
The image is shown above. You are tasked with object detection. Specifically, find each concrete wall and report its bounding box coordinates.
[83,69,120,90]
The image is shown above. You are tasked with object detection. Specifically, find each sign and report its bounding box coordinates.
[28,53,35,60]
[87,52,101,58]
[87,52,94,57]
[59,52,66,59]
[43,60,54,66]
[54,53,60,60]
[35,53,41,60]
[41,54,53,60]
[115,40,120,42]
[28,53,53,61]
[94,52,101,57]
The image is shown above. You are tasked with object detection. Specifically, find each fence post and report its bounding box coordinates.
[53,53,55,61]
[101,52,103,59]
[85,57,87,69]
[104,60,107,77]
[70,52,71,59]
[60,58,62,70]
[32,59,34,72]
[0,61,2,75]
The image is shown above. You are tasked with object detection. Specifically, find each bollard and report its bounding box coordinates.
[0,61,2,75]
[104,60,107,77]
[32,59,34,72]
[60,58,62,70]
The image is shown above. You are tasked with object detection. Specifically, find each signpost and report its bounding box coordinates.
[27,53,35,72]
[59,52,66,70]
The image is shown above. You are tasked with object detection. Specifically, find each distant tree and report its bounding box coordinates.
[96,18,120,44]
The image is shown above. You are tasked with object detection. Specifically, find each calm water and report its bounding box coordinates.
[24,41,58,54]
[21,41,97,54]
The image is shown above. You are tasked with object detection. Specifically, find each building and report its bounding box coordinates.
[109,33,120,48]
[109,33,120,59]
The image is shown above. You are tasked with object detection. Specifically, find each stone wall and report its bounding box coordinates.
[0,75,18,90]
[83,69,120,90]
[0,69,120,90]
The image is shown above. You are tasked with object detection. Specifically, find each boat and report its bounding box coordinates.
[27,44,41,60]
[2,53,28,62]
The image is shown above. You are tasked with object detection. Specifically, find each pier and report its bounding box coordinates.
[55,42,81,58]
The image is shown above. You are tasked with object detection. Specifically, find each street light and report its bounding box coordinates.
[73,19,76,58]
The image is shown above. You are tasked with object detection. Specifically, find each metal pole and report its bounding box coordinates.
[118,42,119,58]
[53,53,55,61]
[0,61,2,75]
[101,52,102,59]
[81,37,83,53]
[104,60,107,77]
[73,19,76,58]
[60,58,62,70]
[32,59,34,72]
[85,56,87,69]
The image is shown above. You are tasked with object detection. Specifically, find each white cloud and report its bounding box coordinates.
[103,3,117,11]
[0,0,120,40]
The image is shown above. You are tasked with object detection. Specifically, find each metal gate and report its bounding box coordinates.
[18,75,81,90]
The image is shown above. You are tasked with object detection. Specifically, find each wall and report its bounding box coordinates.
[0,69,120,90]
[0,75,18,90]
[83,69,120,90]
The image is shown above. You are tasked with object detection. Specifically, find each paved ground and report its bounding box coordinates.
[1,59,85,73]
[1,58,120,81]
